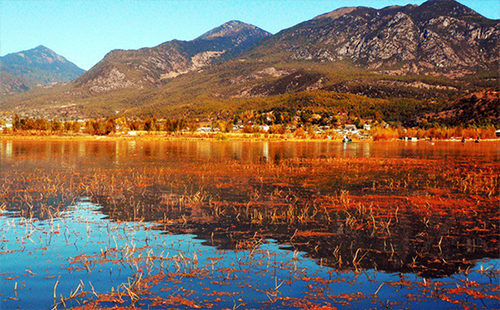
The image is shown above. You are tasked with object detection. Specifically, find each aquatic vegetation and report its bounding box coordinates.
[0,139,498,308]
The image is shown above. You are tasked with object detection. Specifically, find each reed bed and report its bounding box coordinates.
[0,139,498,308]
[1,148,497,276]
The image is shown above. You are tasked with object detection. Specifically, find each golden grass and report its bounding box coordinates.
[372,126,498,141]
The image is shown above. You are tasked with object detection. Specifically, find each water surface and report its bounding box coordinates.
[1,139,498,309]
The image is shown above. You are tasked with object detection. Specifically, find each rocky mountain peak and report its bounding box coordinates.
[33,45,58,54]
[409,0,488,23]
[196,20,270,40]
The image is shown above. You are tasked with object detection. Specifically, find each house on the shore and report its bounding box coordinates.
[344,125,359,135]
[0,123,12,131]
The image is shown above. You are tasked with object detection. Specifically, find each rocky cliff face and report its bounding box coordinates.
[258,0,499,77]
[0,45,85,97]
[74,21,271,93]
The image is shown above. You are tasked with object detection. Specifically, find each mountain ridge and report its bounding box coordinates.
[0,45,85,97]
[72,20,271,93]
[247,0,499,78]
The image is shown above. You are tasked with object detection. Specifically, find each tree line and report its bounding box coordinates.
[6,115,200,135]
[3,111,497,140]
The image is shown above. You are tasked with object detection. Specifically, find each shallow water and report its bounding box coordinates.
[0,139,498,309]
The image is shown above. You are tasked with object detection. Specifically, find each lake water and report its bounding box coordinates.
[0,139,499,309]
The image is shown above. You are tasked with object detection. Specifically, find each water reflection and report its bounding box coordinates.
[2,140,12,160]
[3,139,498,164]
[1,139,499,279]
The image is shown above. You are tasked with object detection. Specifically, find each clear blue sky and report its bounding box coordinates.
[1,0,498,70]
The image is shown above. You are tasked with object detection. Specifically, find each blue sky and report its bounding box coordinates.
[1,0,498,70]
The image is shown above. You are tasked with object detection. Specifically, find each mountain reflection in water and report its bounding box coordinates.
[1,139,499,280]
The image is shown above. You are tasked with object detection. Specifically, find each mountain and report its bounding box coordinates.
[0,45,85,97]
[72,20,271,93]
[248,0,499,78]
[0,0,498,126]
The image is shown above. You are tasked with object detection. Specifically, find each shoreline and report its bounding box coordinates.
[1,132,499,142]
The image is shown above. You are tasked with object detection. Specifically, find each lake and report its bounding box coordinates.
[0,138,499,309]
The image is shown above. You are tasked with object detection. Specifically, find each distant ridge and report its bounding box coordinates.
[0,45,85,97]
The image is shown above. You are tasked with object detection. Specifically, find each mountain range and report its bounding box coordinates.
[1,0,498,126]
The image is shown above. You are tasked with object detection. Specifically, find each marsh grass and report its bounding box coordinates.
[0,139,498,308]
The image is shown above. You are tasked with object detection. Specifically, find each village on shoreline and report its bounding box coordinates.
[1,113,499,142]
[2,127,499,142]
